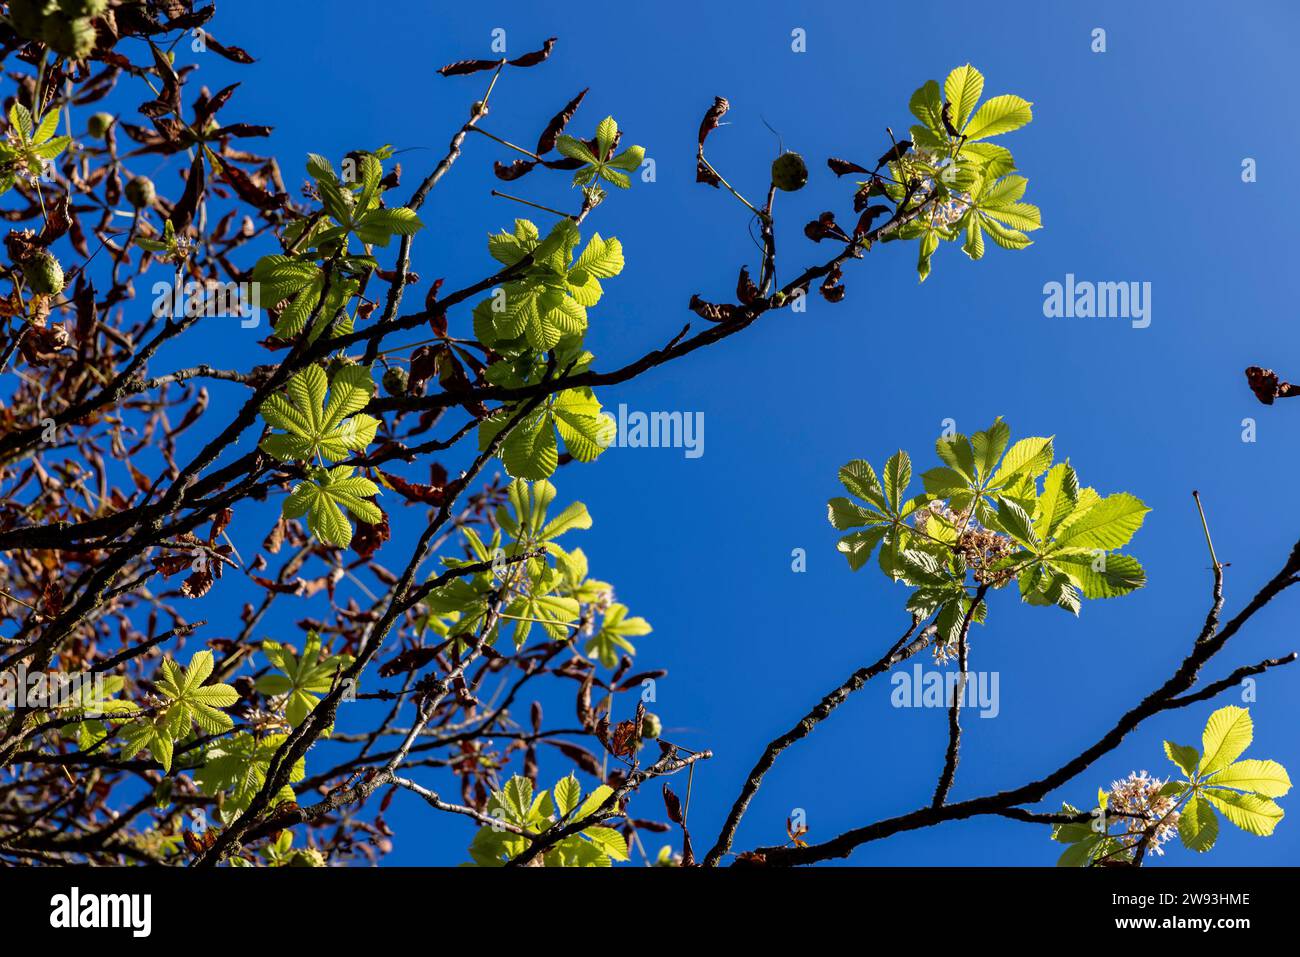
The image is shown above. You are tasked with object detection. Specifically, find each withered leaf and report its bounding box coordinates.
[687,294,737,324]
[695,96,730,187]
[610,719,638,757]
[827,157,869,177]
[507,37,557,68]
[736,265,760,305]
[875,139,913,169]
[351,512,390,560]
[493,158,538,181]
[1245,366,1300,405]
[378,469,444,506]
[662,782,683,824]
[379,645,442,678]
[437,57,503,77]
[170,152,206,231]
[804,211,849,244]
[201,32,256,64]
[855,204,890,237]
[536,88,587,155]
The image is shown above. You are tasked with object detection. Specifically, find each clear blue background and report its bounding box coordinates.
[51,0,1300,865]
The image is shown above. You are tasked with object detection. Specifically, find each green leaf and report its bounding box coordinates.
[1163,740,1200,778]
[1052,493,1149,551]
[1051,550,1146,599]
[586,603,651,667]
[283,466,383,548]
[354,207,423,246]
[1207,759,1292,798]
[836,526,887,572]
[576,784,614,819]
[987,437,1053,489]
[1056,835,1100,867]
[883,451,911,512]
[908,80,945,136]
[944,64,984,132]
[1200,706,1253,775]
[1178,796,1219,852]
[1203,789,1284,837]
[260,364,379,463]
[838,459,888,511]
[554,774,582,818]
[501,411,560,481]
[963,94,1033,140]
[582,825,628,861]
[1034,463,1079,540]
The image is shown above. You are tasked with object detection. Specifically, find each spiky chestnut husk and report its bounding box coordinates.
[382,366,409,397]
[42,15,97,58]
[640,712,662,740]
[125,175,156,208]
[771,151,808,192]
[87,111,114,139]
[57,0,108,16]
[325,355,364,380]
[22,249,64,296]
[286,848,326,867]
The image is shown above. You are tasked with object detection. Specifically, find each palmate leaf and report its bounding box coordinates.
[195,732,304,820]
[497,478,592,543]
[480,387,615,481]
[477,219,623,353]
[121,650,238,772]
[255,631,353,729]
[506,569,580,646]
[833,420,1148,618]
[283,465,383,548]
[586,603,651,668]
[260,364,379,463]
[556,116,644,191]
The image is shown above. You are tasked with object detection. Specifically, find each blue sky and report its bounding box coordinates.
[52,0,1300,865]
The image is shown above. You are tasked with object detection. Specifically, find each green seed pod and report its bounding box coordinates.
[87,111,114,139]
[771,151,808,192]
[42,16,97,59]
[382,366,409,397]
[641,712,662,740]
[22,249,64,296]
[125,175,156,209]
[57,0,108,16]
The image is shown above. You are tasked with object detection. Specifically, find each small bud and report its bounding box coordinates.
[771,151,808,192]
